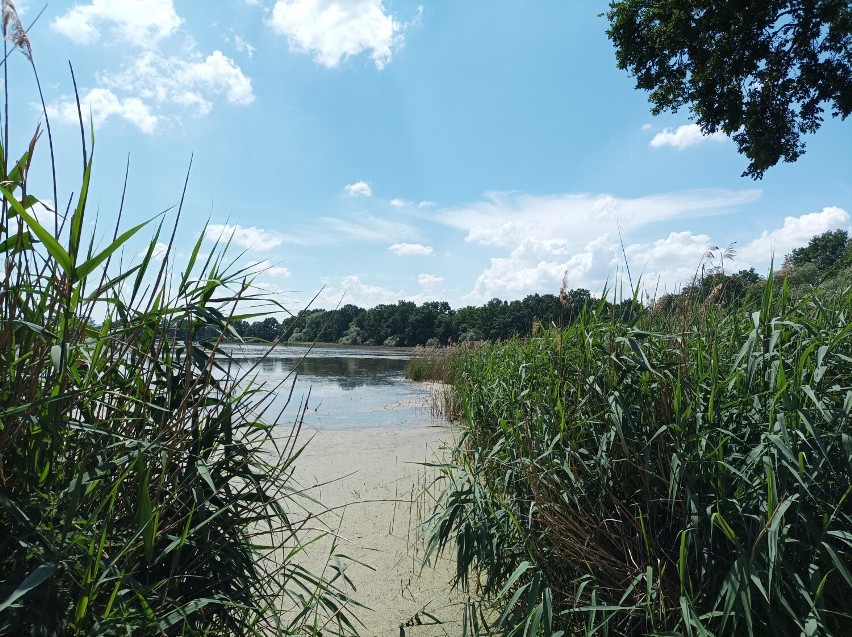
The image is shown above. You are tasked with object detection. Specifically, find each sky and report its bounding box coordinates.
[10,0,852,311]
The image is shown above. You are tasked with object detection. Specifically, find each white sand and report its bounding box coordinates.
[290,424,464,637]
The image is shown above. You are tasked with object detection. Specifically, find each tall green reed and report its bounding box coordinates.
[425,278,852,636]
[0,11,362,635]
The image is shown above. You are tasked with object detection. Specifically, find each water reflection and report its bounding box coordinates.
[234,350,408,390]
[222,345,435,430]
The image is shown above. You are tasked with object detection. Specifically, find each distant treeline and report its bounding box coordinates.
[232,290,604,347]
[229,229,852,347]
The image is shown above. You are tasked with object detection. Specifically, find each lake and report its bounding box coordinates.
[223,344,442,430]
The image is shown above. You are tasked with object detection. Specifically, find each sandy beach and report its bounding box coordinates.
[290,423,463,637]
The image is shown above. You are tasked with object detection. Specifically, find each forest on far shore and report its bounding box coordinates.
[229,229,852,347]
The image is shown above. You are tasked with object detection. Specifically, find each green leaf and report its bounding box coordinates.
[139,461,154,564]
[69,153,94,264]
[0,563,57,612]
[75,216,152,280]
[0,231,36,254]
[1,185,73,273]
[157,597,221,632]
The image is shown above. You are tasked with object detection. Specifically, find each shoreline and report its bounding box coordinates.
[289,423,461,637]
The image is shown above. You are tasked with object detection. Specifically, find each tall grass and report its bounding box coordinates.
[0,13,361,636]
[405,346,455,383]
[425,279,852,636]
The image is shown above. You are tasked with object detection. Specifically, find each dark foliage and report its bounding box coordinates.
[607,0,852,178]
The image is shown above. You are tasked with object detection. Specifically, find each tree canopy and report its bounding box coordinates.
[607,0,852,178]
[787,228,851,270]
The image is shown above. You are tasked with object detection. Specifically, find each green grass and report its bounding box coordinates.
[424,280,852,636]
[0,17,362,636]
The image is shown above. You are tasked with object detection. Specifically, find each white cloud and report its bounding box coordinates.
[204,224,286,251]
[137,241,169,261]
[314,271,444,308]
[738,207,850,267]
[26,199,60,228]
[418,200,436,208]
[390,198,409,207]
[319,212,417,244]
[418,273,443,288]
[234,35,256,59]
[439,189,762,303]
[248,260,291,278]
[650,123,727,149]
[321,275,402,308]
[416,273,444,300]
[268,0,402,69]
[47,51,253,132]
[440,189,759,249]
[466,237,604,303]
[344,180,373,197]
[641,123,652,131]
[107,50,254,109]
[51,0,182,48]
[389,242,433,256]
[47,87,159,133]
[623,231,713,294]
[621,207,851,296]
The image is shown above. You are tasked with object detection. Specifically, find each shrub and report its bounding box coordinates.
[425,281,852,636]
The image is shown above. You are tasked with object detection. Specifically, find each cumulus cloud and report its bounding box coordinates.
[439,189,762,303]
[321,275,402,308]
[623,231,713,293]
[51,0,182,48]
[445,187,849,303]
[28,199,59,228]
[204,224,286,251]
[314,272,444,308]
[106,50,254,110]
[344,181,373,197]
[418,273,443,288]
[649,123,727,149]
[137,242,169,261]
[47,88,159,133]
[414,273,444,301]
[390,198,409,207]
[622,207,851,296]
[47,51,253,132]
[268,0,403,69]
[248,260,291,278]
[467,237,603,303]
[389,242,433,256]
[738,206,850,266]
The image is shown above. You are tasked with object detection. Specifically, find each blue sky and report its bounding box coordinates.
[13,0,852,310]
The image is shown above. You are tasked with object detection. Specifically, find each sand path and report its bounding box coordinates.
[291,424,463,637]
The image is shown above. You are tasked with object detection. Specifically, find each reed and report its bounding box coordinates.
[424,277,852,636]
[405,346,455,383]
[0,14,361,636]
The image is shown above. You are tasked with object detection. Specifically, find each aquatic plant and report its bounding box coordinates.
[425,278,852,636]
[0,13,361,636]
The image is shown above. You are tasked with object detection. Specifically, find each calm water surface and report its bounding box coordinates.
[225,344,440,430]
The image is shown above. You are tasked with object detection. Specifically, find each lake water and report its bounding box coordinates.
[223,344,441,430]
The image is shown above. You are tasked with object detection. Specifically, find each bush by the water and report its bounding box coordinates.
[0,19,360,636]
[425,281,852,636]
